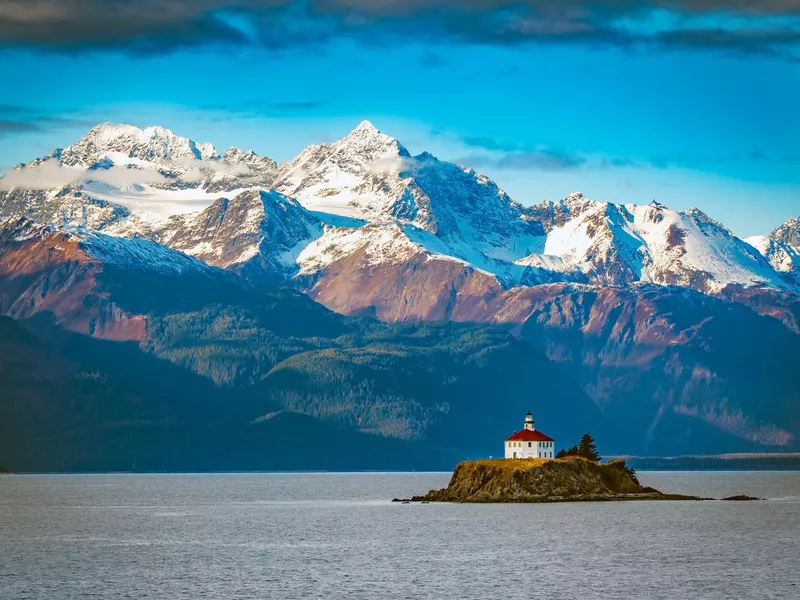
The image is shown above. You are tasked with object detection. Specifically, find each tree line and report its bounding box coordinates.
[556,433,601,461]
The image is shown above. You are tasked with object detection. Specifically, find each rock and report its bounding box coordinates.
[411,457,704,503]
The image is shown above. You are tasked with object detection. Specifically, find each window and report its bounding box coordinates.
[528,442,531,448]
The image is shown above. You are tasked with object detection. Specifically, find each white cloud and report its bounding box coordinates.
[176,156,251,175]
[366,155,413,176]
[0,158,169,190]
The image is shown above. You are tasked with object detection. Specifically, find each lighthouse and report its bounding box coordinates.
[504,411,555,459]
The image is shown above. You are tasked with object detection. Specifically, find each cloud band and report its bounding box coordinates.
[0,1,798,57]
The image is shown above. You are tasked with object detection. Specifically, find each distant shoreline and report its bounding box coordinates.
[3,454,800,476]
[614,453,800,471]
[2,459,800,476]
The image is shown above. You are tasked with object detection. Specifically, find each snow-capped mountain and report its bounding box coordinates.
[153,188,322,283]
[0,120,798,323]
[0,216,214,277]
[746,236,799,275]
[274,120,543,269]
[522,196,785,293]
[0,185,131,230]
[0,123,276,228]
[53,123,221,166]
[771,216,800,250]
[744,216,800,285]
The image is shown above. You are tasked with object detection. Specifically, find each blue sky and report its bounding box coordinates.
[0,1,798,237]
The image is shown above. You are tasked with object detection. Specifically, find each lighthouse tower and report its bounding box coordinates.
[523,411,535,431]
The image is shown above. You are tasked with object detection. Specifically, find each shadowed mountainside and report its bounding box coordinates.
[0,316,462,472]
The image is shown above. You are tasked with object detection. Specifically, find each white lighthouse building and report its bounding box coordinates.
[505,411,555,459]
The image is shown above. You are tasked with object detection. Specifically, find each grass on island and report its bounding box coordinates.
[462,456,590,470]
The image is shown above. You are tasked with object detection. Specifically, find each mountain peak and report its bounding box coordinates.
[84,122,143,144]
[352,120,380,134]
[141,125,177,139]
[86,123,181,142]
[771,216,800,251]
[221,146,275,169]
[64,122,219,165]
[338,120,408,157]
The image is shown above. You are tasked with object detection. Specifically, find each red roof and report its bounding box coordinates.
[506,429,554,442]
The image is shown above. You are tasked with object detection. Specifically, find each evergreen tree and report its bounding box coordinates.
[557,434,601,461]
[577,433,601,462]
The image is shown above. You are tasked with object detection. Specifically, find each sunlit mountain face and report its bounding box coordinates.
[2,121,798,299]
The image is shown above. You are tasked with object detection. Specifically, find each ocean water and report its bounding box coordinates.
[0,471,798,599]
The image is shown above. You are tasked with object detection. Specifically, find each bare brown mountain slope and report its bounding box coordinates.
[0,219,147,341]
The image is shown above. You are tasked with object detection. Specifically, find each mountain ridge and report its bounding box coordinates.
[1,121,796,302]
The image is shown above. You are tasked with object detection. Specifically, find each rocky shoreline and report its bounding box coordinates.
[394,457,758,503]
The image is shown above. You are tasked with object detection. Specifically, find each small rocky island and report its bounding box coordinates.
[402,457,704,503]
[398,417,759,504]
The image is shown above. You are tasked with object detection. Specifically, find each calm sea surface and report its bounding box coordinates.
[1,471,799,599]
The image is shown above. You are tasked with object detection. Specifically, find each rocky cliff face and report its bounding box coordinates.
[413,457,668,502]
